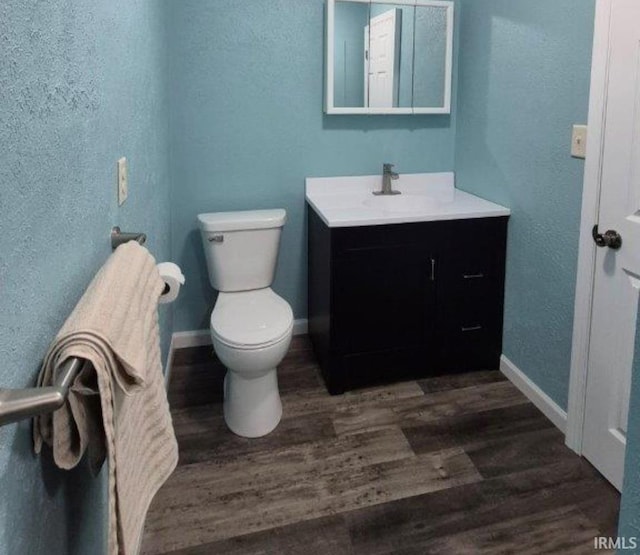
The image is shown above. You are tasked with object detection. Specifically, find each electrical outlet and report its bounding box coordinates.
[117,157,128,206]
[571,125,588,159]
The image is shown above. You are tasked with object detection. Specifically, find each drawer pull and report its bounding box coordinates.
[461,325,483,333]
[430,258,436,281]
[463,273,484,280]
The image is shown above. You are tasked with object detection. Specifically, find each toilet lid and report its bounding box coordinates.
[211,289,293,348]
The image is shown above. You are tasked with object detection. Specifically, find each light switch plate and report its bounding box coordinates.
[117,157,128,206]
[571,125,588,159]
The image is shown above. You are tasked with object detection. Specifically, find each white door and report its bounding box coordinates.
[366,9,401,108]
[582,0,640,491]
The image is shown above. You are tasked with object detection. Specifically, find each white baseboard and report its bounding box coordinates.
[163,319,309,390]
[293,319,308,336]
[163,329,212,390]
[171,329,213,350]
[500,355,568,434]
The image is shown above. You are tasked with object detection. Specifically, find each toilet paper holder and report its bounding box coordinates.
[111,226,147,251]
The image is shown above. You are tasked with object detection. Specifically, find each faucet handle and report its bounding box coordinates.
[383,163,395,172]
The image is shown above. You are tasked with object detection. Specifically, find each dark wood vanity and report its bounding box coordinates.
[308,205,509,394]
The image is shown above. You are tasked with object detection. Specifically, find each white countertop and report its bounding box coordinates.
[305,172,510,228]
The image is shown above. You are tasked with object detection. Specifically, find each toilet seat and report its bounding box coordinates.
[211,288,293,350]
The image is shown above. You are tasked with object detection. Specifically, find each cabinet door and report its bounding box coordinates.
[333,244,437,357]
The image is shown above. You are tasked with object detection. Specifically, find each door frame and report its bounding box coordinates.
[566,0,615,453]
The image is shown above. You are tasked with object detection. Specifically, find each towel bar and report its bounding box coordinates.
[0,227,149,427]
[111,226,147,250]
[0,357,84,426]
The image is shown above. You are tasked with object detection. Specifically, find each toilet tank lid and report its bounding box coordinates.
[198,209,286,232]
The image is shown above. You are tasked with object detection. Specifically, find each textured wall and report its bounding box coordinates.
[0,1,171,554]
[454,0,595,409]
[167,0,458,332]
[619,312,640,543]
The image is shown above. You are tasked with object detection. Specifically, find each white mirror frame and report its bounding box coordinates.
[325,0,454,115]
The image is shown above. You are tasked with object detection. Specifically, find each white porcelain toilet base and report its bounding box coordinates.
[212,325,292,438]
[223,369,282,438]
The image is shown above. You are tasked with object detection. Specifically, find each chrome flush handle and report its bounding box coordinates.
[208,235,224,243]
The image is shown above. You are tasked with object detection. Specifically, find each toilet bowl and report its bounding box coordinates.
[197,209,292,438]
[211,289,293,437]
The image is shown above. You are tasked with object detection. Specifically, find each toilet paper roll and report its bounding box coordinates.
[157,262,185,304]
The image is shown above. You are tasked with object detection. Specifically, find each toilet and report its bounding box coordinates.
[197,209,293,438]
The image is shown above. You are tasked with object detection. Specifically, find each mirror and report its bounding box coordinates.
[326,0,454,115]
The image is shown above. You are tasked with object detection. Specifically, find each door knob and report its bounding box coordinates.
[592,225,622,250]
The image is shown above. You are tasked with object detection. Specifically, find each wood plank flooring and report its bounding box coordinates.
[141,336,620,555]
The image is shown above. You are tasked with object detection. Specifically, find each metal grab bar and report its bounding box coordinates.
[0,358,84,426]
[0,228,147,427]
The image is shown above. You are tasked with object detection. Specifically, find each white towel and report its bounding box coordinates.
[33,242,179,555]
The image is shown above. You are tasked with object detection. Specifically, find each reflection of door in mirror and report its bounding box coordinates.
[366,9,401,108]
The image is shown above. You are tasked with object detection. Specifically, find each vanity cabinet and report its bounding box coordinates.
[308,206,509,394]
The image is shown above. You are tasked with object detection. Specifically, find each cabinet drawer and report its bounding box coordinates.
[438,217,507,328]
[332,221,440,256]
[438,319,502,372]
[443,247,504,289]
[444,278,502,323]
[442,217,507,280]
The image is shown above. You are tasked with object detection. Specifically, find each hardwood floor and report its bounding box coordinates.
[141,336,620,555]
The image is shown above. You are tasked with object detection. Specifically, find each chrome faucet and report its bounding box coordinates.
[374,163,401,196]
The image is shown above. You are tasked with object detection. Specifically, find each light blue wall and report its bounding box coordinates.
[0,1,171,554]
[619,313,640,546]
[454,0,595,409]
[168,0,458,332]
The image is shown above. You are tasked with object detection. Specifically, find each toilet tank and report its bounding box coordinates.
[197,209,287,292]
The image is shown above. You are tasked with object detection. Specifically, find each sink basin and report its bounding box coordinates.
[362,194,440,213]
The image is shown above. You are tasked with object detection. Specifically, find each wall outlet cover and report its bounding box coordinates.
[571,125,588,159]
[118,157,128,206]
